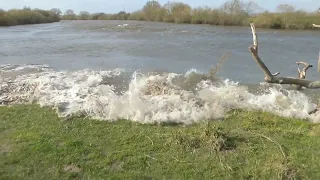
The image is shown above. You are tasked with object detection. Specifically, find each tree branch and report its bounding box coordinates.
[248,23,320,89]
[296,61,312,79]
[295,61,313,90]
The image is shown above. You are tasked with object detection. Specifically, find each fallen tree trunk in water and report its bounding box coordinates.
[248,23,320,114]
[248,23,320,89]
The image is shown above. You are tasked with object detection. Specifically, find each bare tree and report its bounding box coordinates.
[244,0,263,15]
[79,11,90,20]
[170,2,192,23]
[50,8,62,16]
[276,4,296,13]
[143,0,162,13]
[63,9,77,20]
[65,9,75,16]
[248,23,320,89]
[142,0,162,21]
[222,0,245,15]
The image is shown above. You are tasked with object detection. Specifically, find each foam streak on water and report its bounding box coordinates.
[1,64,319,124]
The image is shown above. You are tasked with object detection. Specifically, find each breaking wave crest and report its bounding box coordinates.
[1,64,320,124]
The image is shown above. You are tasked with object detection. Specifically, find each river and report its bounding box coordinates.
[1,20,320,124]
[1,20,320,82]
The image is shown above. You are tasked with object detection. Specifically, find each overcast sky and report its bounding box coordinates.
[0,0,318,14]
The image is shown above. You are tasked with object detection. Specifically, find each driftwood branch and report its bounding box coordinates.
[296,61,312,79]
[248,23,320,89]
[296,61,313,90]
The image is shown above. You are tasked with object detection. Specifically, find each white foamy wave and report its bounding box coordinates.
[197,80,317,121]
[1,65,320,124]
[117,24,129,27]
[185,68,203,77]
[0,64,50,72]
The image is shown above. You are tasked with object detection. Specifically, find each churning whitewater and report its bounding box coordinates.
[1,64,319,124]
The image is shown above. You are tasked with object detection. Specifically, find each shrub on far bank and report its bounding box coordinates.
[61,10,130,20]
[127,11,146,21]
[125,0,320,30]
[253,11,320,30]
[0,7,60,26]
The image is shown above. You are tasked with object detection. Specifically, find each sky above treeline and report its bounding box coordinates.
[0,0,318,14]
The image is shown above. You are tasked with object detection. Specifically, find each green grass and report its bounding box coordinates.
[1,105,320,179]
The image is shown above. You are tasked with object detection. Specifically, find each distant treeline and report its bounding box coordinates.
[1,0,320,29]
[61,0,320,30]
[0,7,60,26]
[61,9,130,21]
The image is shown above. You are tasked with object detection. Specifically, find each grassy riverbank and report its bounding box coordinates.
[1,104,320,179]
[0,8,60,26]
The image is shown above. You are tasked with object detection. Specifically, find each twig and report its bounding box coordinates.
[171,156,187,163]
[192,167,197,173]
[213,52,231,73]
[146,136,154,146]
[145,155,158,161]
[296,61,312,79]
[272,72,280,76]
[255,133,286,160]
[109,150,131,155]
[208,52,231,79]
[296,61,313,90]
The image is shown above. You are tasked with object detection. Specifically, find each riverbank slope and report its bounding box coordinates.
[1,105,319,179]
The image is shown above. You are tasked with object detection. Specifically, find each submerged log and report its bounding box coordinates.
[312,24,320,28]
[248,23,320,114]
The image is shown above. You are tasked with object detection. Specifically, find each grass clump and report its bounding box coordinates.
[1,105,320,179]
[174,125,235,153]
